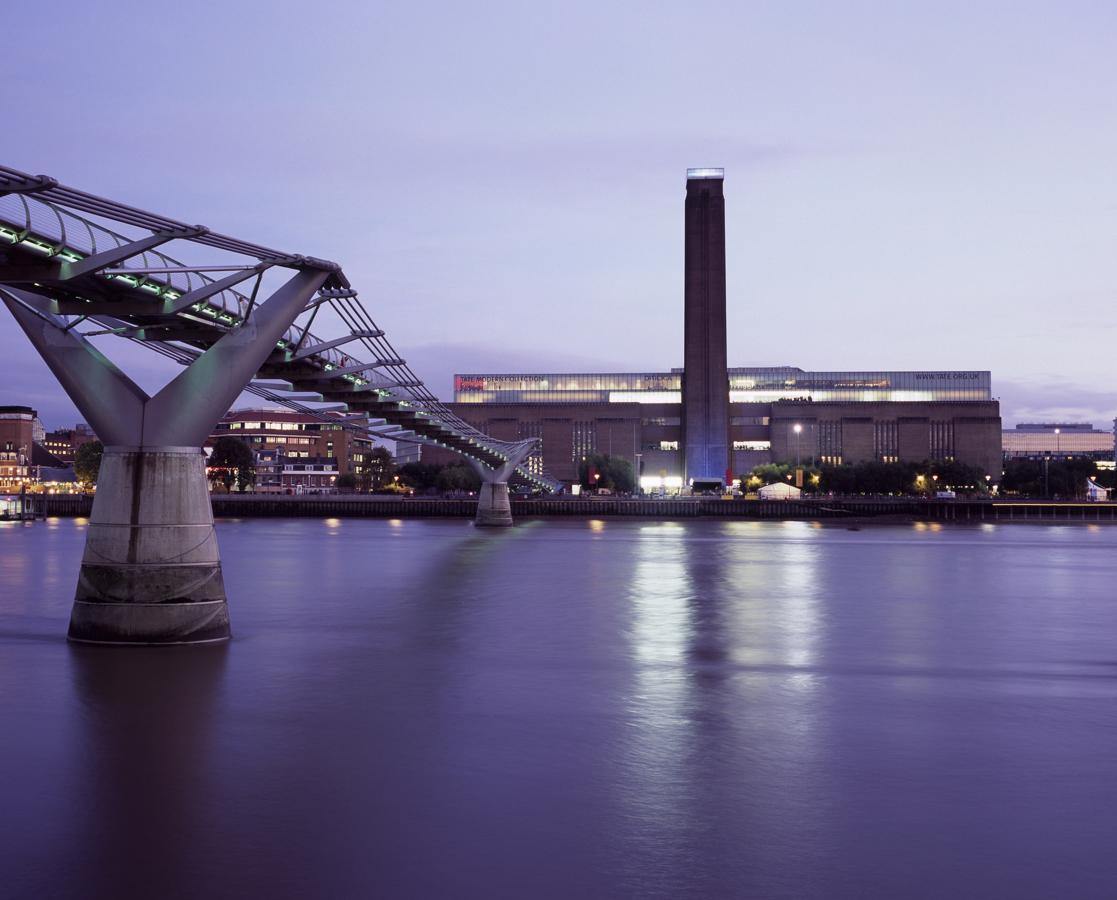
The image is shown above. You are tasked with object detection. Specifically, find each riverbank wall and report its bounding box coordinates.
[20,493,1117,523]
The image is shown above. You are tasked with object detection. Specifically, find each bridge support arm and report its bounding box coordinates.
[0,288,148,445]
[143,268,329,446]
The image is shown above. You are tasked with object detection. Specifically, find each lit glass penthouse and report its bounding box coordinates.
[1001,423,1114,461]
[454,368,992,405]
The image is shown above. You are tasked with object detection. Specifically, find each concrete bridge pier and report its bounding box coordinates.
[468,442,537,527]
[475,481,514,526]
[0,269,328,644]
[71,446,228,643]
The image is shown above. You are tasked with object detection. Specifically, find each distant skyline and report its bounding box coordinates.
[3,1,1115,430]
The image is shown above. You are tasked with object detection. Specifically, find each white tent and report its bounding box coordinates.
[1086,479,1110,502]
[758,481,801,500]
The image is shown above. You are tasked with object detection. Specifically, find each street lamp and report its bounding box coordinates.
[1055,427,1061,456]
[793,423,802,467]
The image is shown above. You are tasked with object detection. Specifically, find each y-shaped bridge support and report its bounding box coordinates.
[1,268,328,644]
[467,442,538,527]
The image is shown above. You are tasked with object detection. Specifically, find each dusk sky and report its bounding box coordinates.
[4,1,1115,428]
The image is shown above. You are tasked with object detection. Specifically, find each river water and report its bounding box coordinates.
[2,517,1117,899]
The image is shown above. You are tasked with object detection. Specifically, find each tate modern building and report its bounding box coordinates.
[435,169,1002,488]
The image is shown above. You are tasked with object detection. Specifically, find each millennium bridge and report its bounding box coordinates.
[0,164,557,645]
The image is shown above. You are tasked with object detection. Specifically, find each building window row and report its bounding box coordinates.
[222,420,322,432]
[518,421,544,476]
[874,421,898,461]
[930,420,955,461]
[818,420,842,460]
[572,420,596,463]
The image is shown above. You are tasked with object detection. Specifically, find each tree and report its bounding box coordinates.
[578,454,636,493]
[1094,467,1117,492]
[1003,457,1096,498]
[364,446,397,492]
[1001,459,1039,495]
[336,472,358,492]
[74,440,104,487]
[398,461,442,492]
[208,436,255,492]
[811,459,991,496]
[747,462,822,492]
[750,463,792,486]
[930,459,989,492]
[1056,458,1098,498]
[436,462,481,494]
[818,463,855,494]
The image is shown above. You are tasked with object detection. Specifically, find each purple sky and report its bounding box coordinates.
[4,1,1115,430]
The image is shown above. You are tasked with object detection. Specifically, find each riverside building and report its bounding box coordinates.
[1001,423,1114,462]
[0,407,79,491]
[208,408,418,492]
[42,423,98,464]
[427,170,1003,488]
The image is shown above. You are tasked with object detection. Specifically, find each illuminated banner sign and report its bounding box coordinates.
[455,377,486,391]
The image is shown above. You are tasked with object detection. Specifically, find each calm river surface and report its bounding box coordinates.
[3,517,1117,899]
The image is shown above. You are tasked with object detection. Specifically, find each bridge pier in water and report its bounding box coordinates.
[72,447,229,643]
[468,443,536,527]
[475,482,513,526]
[1,268,328,644]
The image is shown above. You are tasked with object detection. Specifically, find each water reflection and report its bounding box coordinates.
[5,518,1117,898]
[617,520,834,892]
[616,523,697,888]
[64,644,228,898]
[629,522,692,665]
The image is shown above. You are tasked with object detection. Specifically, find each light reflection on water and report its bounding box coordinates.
[2,518,1117,898]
